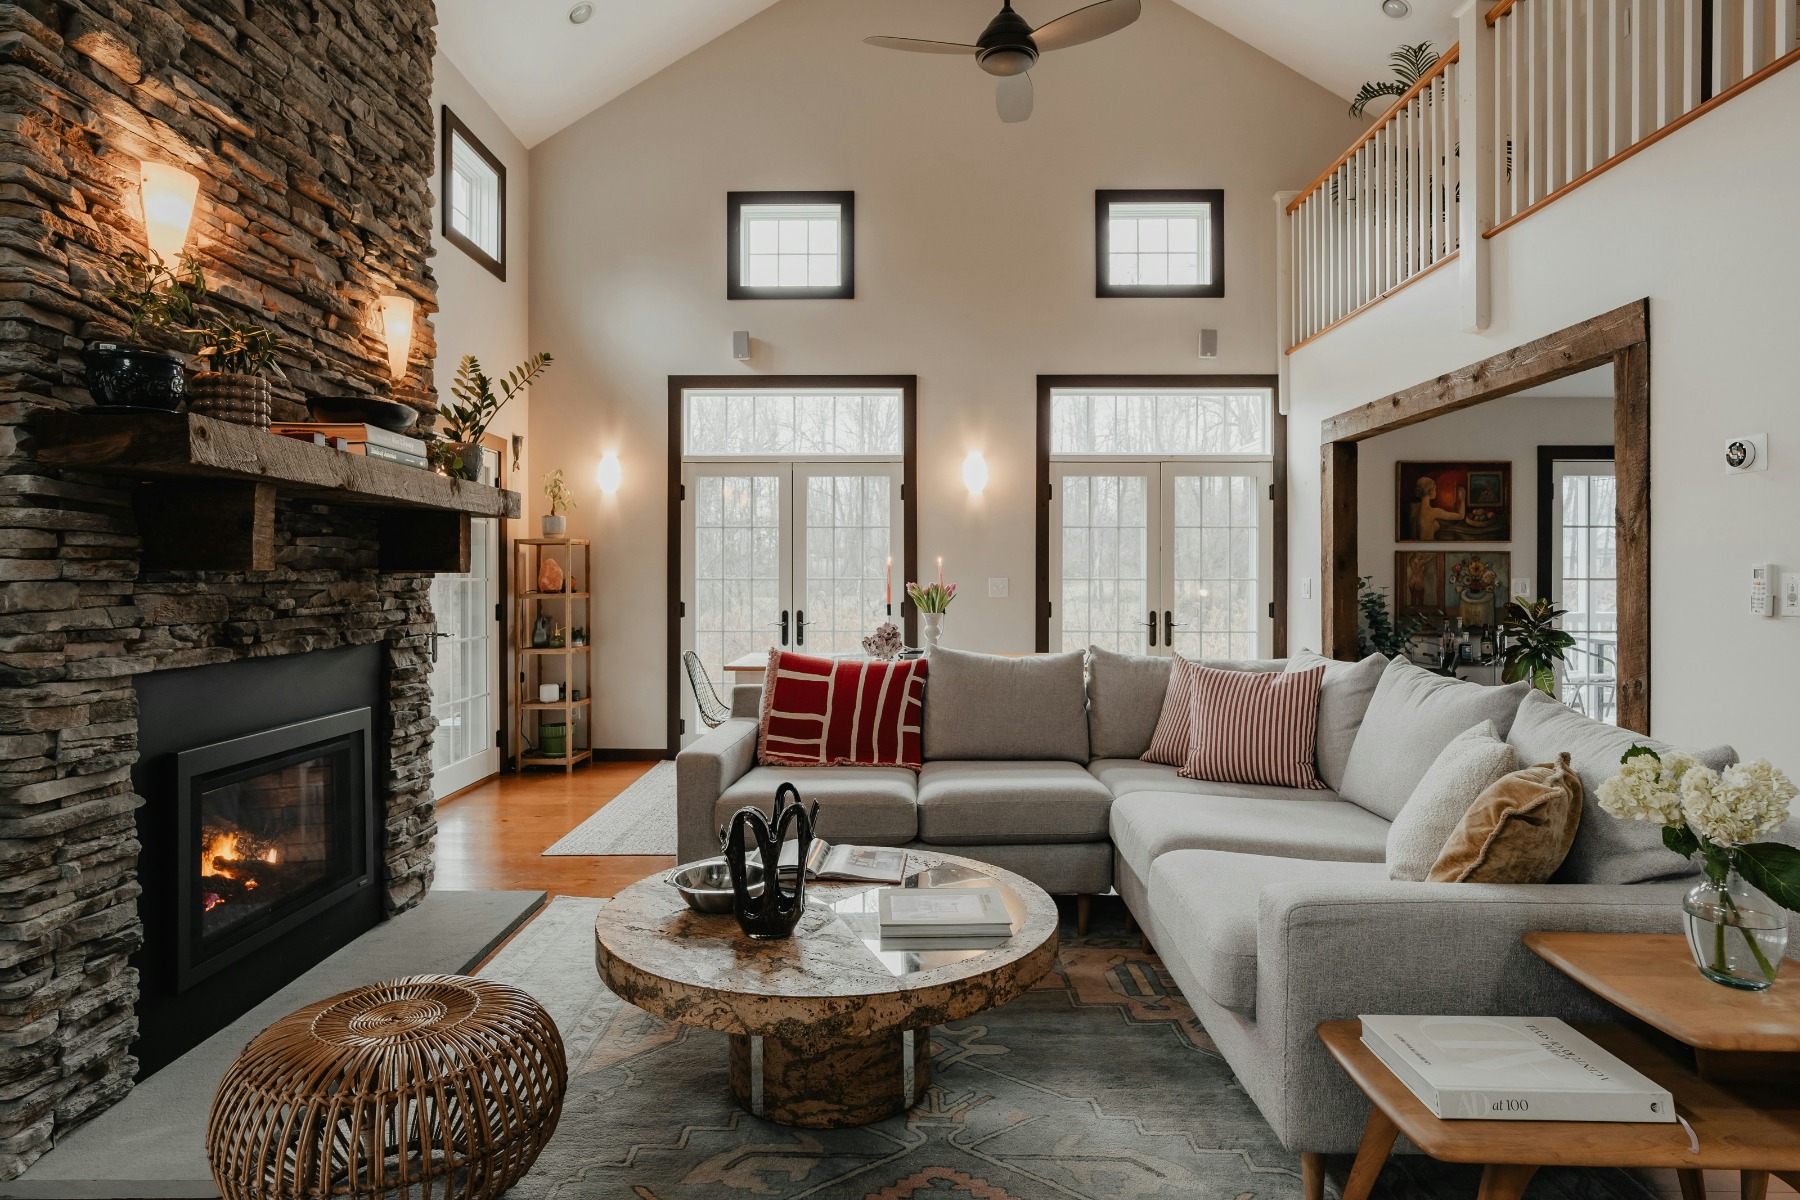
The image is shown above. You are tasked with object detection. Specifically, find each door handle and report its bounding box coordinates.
[1163,610,1174,645]
[774,610,789,646]
[431,630,449,664]
[795,610,807,647]
[1145,611,1158,648]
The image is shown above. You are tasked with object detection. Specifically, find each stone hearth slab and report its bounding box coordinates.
[4,889,546,1200]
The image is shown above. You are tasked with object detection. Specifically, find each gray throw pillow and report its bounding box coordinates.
[1085,646,1173,761]
[1337,657,1533,821]
[1287,649,1387,792]
[1506,688,1738,885]
[923,647,1090,762]
[1386,721,1519,881]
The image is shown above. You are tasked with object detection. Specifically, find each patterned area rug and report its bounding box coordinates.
[541,762,676,855]
[481,896,1659,1200]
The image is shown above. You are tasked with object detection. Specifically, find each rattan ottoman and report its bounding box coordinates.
[207,974,566,1200]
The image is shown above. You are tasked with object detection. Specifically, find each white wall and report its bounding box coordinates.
[1286,66,1800,757]
[527,0,1363,749]
[1357,393,1613,613]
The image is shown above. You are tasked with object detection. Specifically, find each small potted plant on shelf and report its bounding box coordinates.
[1499,597,1576,695]
[543,468,575,536]
[434,352,554,481]
[184,318,287,430]
[86,249,205,411]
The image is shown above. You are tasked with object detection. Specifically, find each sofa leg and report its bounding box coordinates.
[1123,909,1137,936]
[1076,895,1091,937]
[1300,1152,1325,1200]
[1139,933,1153,955]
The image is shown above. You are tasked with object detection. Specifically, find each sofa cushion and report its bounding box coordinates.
[1085,646,1173,760]
[1148,849,1386,1012]
[1142,653,1288,765]
[1288,650,1387,792]
[1181,663,1326,788]
[1506,688,1738,885]
[758,651,927,769]
[718,765,917,847]
[1109,790,1390,883]
[1089,759,1335,802]
[1337,658,1532,821]
[923,647,1089,762]
[917,761,1113,845]
[1430,753,1584,884]
[1387,721,1520,881]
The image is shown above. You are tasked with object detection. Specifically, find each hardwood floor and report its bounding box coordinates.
[433,761,673,899]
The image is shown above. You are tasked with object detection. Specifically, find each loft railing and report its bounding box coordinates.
[1284,0,1800,352]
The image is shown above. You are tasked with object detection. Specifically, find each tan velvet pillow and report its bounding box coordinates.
[1427,753,1584,884]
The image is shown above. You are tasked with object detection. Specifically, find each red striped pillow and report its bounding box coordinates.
[758,650,928,770]
[1179,664,1326,789]
[1140,653,1201,766]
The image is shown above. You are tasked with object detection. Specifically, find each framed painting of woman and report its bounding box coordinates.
[1396,461,1512,542]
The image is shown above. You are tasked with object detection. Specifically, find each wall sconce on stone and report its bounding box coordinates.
[962,451,989,496]
[377,294,416,381]
[138,161,199,262]
[596,450,622,496]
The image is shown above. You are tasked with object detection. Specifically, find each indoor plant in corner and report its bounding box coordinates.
[86,249,206,411]
[1599,748,1799,989]
[434,352,553,481]
[1499,597,1576,694]
[185,318,287,431]
[542,468,575,536]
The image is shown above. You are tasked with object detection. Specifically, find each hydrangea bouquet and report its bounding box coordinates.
[1599,747,1799,987]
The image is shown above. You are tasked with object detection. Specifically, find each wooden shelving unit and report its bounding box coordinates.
[514,537,592,773]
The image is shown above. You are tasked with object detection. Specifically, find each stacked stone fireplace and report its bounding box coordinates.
[0,0,444,1179]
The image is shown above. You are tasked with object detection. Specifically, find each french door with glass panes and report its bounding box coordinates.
[430,512,500,797]
[1050,460,1273,659]
[1549,459,1618,725]
[681,462,902,739]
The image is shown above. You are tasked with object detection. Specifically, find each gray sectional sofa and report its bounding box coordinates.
[675,645,1792,1156]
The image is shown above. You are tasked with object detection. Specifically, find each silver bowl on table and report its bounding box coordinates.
[666,857,764,913]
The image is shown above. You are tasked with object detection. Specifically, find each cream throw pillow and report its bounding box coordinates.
[1386,721,1519,881]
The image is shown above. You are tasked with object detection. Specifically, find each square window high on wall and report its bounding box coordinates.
[1095,190,1224,298]
[727,192,855,300]
[442,108,505,279]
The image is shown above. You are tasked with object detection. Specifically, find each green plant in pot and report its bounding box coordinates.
[185,318,287,431]
[543,468,575,536]
[1356,576,1421,659]
[435,353,553,482]
[1498,597,1576,694]
[85,249,206,411]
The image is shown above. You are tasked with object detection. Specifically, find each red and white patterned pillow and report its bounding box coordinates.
[758,650,928,770]
[1179,664,1326,789]
[1141,653,1202,766]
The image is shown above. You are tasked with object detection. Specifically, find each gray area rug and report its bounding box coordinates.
[541,761,675,855]
[481,896,1659,1200]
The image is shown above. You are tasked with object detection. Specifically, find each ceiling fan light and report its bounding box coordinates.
[979,46,1035,76]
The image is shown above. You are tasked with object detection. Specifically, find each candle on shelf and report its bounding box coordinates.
[937,556,943,588]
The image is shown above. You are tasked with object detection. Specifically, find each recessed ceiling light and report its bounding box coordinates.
[1381,0,1412,16]
[568,2,594,23]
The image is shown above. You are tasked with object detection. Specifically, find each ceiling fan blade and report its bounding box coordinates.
[1030,0,1141,53]
[997,73,1034,123]
[863,35,979,54]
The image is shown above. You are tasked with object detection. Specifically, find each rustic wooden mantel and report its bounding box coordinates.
[33,410,519,573]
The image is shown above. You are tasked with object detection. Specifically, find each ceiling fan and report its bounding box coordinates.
[865,0,1141,124]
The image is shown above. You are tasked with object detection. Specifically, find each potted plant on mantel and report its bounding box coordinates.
[431,352,553,482]
[185,318,287,431]
[85,249,205,411]
[542,468,575,536]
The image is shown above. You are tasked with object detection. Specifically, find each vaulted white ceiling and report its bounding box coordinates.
[436,0,1460,148]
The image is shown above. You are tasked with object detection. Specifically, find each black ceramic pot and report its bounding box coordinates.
[81,342,187,411]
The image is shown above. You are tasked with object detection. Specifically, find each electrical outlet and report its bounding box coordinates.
[987,577,1008,598]
[1781,571,1800,617]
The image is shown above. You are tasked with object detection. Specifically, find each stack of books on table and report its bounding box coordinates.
[269,423,429,470]
[875,886,1012,951]
[1359,1015,1675,1122]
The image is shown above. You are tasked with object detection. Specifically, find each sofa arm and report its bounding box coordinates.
[675,719,758,862]
[1252,879,1690,1155]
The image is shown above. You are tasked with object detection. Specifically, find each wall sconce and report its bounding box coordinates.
[138,161,199,262]
[377,294,415,381]
[962,451,989,496]
[596,450,622,495]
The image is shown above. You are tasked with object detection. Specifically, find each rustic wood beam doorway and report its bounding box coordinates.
[1319,299,1651,733]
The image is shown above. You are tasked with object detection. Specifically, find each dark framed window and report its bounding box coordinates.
[441,107,505,280]
[727,191,855,300]
[1095,189,1224,298]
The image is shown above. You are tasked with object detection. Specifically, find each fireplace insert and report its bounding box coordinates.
[176,709,374,991]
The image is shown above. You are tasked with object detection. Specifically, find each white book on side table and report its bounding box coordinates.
[1359,1015,1676,1123]
[777,839,909,883]
[876,887,1012,939]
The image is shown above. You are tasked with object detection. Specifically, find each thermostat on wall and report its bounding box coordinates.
[1725,433,1768,473]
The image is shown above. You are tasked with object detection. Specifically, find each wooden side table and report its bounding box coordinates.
[1308,1019,1800,1200]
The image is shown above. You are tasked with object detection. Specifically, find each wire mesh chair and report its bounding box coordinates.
[683,651,733,729]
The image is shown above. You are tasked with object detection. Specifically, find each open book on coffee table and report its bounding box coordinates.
[777,839,909,883]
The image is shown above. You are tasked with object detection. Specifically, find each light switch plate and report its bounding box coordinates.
[1781,572,1800,617]
[1511,577,1532,600]
[1301,578,1313,600]
[987,577,1008,598]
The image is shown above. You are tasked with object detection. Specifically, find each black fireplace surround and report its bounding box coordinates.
[133,645,386,1076]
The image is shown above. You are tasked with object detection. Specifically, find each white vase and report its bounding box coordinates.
[542,514,566,536]
[920,612,944,653]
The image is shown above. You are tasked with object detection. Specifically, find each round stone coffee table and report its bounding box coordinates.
[594,850,1059,1128]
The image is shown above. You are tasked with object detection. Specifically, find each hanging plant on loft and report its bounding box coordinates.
[1349,41,1441,117]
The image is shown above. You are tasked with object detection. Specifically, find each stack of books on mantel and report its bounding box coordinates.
[1359,1015,1675,1122]
[876,886,1012,951]
[269,423,429,470]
